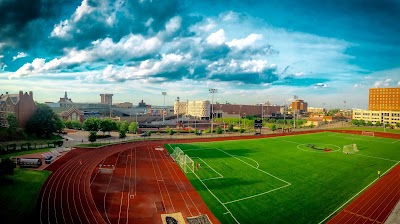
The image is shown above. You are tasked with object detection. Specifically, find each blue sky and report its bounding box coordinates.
[0,0,399,109]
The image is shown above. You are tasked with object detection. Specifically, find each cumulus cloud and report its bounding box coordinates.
[206,29,226,45]
[226,33,263,50]
[12,52,28,61]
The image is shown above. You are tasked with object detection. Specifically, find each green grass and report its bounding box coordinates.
[0,148,52,159]
[0,168,51,223]
[333,126,400,134]
[166,132,400,224]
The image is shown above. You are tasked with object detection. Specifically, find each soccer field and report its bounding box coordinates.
[166,132,400,224]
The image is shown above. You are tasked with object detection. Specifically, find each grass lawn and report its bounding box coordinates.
[166,132,400,224]
[0,168,50,223]
[333,126,400,134]
[0,148,52,159]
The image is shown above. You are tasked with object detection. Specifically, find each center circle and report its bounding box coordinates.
[297,143,341,153]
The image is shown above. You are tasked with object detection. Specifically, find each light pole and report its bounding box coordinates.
[162,92,167,125]
[176,97,180,128]
[239,105,242,128]
[209,88,218,134]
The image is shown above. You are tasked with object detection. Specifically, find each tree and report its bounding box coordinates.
[367,121,373,126]
[128,122,138,134]
[64,120,73,129]
[120,121,129,132]
[83,118,100,132]
[6,113,18,136]
[228,123,234,132]
[119,129,126,139]
[0,158,15,183]
[26,104,63,138]
[216,126,222,134]
[351,119,360,126]
[88,131,97,144]
[271,124,276,132]
[100,119,114,135]
[375,121,381,127]
[54,115,65,132]
[397,123,400,128]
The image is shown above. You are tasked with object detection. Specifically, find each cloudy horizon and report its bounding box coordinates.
[1,0,399,109]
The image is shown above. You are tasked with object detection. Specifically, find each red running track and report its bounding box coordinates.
[36,130,400,223]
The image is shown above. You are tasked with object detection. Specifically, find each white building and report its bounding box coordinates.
[352,110,400,126]
[174,100,210,119]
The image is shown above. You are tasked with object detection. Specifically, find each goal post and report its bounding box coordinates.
[170,147,195,173]
[343,144,359,154]
[362,131,374,137]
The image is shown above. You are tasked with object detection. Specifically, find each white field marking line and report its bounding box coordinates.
[126,148,133,224]
[235,155,260,168]
[318,161,400,224]
[184,148,218,152]
[118,151,130,224]
[224,184,291,205]
[90,158,106,185]
[195,157,224,181]
[50,156,83,224]
[354,153,399,163]
[156,148,197,216]
[150,145,176,213]
[71,159,84,224]
[214,148,291,205]
[192,170,240,224]
[216,148,291,185]
[50,156,80,224]
[81,154,102,224]
[392,139,400,144]
[76,160,92,224]
[103,152,123,224]
[148,145,169,213]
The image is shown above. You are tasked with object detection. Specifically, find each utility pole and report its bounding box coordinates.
[176,97,180,128]
[209,88,218,134]
[162,92,167,125]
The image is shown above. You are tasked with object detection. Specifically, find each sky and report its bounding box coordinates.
[0,0,399,109]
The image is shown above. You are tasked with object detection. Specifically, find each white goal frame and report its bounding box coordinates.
[361,131,374,137]
[343,144,359,154]
[171,147,195,173]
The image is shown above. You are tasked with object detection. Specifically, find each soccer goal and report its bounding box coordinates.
[343,144,359,154]
[362,131,374,137]
[171,147,194,173]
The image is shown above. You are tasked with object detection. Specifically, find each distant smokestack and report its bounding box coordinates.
[19,91,23,99]
[29,91,33,98]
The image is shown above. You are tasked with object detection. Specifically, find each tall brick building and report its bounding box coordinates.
[0,91,36,128]
[369,87,400,111]
[291,99,308,114]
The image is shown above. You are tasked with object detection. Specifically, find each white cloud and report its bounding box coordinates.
[12,52,28,61]
[226,33,263,50]
[165,16,182,33]
[145,18,154,27]
[51,20,72,39]
[208,59,274,74]
[398,81,400,86]
[206,29,225,45]
[73,0,93,22]
[0,55,3,59]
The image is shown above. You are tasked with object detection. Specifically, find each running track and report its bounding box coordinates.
[36,130,400,223]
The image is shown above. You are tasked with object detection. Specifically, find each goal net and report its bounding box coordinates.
[362,131,374,137]
[171,147,194,173]
[343,144,359,154]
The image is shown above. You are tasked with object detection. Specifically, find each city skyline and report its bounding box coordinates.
[0,0,399,109]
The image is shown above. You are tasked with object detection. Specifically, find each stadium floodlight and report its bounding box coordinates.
[209,88,218,134]
[162,92,167,125]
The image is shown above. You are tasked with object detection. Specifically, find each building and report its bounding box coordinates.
[307,107,326,113]
[114,102,133,108]
[100,94,113,105]
[291,99,308,114]
[0,91,36,128]
[60,107,85,123]
[369,87,400,111]
[59,91,73,107]
[352,110,400,126]
[173,100,282,119]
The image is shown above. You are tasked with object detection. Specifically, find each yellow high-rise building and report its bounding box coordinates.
[369,87,400,111]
